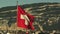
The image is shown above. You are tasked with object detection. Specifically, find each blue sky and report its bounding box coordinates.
[0,0,60,8]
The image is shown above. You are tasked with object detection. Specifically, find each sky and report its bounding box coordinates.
[0,0,60,8]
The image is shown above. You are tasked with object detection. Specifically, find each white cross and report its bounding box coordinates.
[21,14,30,25]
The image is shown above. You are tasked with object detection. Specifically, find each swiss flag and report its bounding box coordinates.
[17,5,34,30]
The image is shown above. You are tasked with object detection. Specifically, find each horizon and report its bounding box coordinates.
[0,0,60,8]
[0,3,60,8]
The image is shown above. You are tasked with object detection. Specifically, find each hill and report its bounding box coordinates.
[0,3,60,32]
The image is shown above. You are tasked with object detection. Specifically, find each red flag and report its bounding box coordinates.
[17,5,34,30]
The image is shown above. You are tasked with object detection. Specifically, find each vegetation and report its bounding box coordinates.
[0,3,60,32]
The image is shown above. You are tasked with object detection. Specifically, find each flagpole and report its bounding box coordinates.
[17,1,18,9]
[16,1,18,34]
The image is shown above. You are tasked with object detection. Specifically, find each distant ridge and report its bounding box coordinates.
[0,3,59,11]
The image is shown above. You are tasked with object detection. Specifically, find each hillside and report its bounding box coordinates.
[0,3,60,33]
